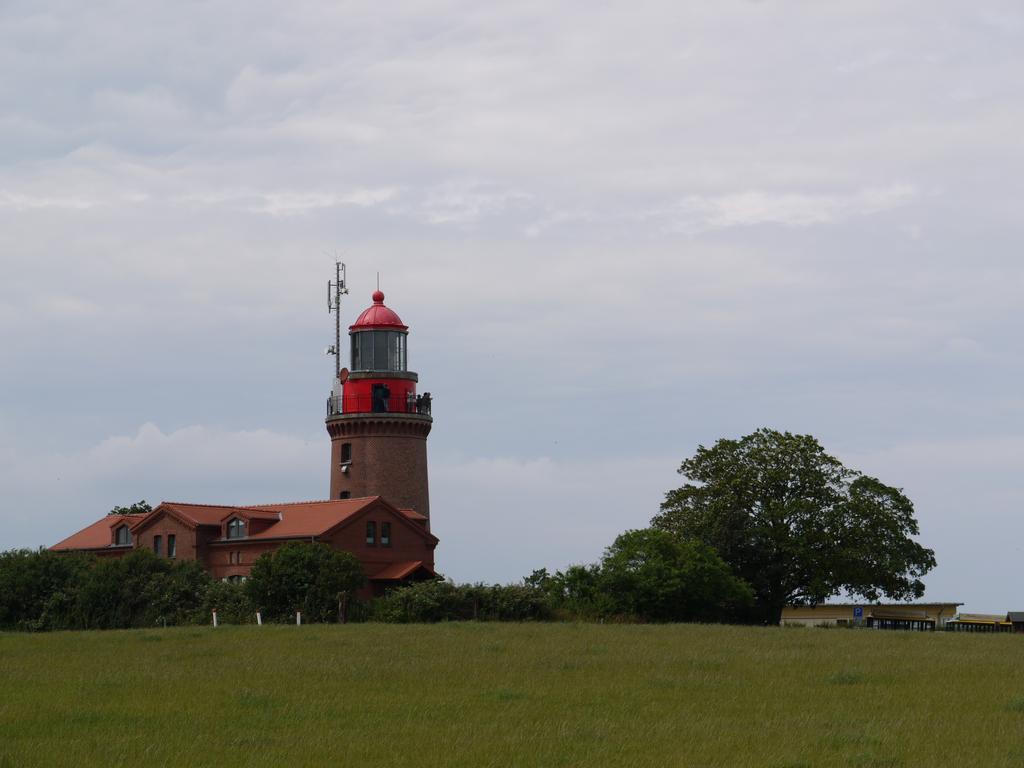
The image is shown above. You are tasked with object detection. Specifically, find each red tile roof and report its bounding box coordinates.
[53,496,437,551]
[51,514,147,551]
[237,498,378,539]
[370,560,435,580]
[400,508,428,521]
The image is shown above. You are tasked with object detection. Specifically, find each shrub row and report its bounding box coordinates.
[371,580,551,623]
[0,528,755,630]
[0,548,216,631]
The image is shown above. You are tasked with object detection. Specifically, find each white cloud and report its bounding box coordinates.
[393,453,679,582]
[1,423,324,546]
[0,190,100,210]
[411,182,534,225]
[652,185,918,234]
[2,1,1024,613]
[249,188,399,216]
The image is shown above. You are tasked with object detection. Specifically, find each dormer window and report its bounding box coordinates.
[227,518,246,539]
[115,525,131,546]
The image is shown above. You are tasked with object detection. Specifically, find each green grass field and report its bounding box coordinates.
[1,623,1021,767]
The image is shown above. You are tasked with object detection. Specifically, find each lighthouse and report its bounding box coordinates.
[50,266,440,588]
[326,287,433,525]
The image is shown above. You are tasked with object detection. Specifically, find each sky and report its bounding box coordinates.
[2,1,1023,612]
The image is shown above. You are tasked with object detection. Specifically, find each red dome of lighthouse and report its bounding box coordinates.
[349,290,408,331]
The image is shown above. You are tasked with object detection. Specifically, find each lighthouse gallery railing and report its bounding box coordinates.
[327,394,432,417]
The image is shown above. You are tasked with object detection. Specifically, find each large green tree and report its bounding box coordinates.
[245,542,365,623]
[651,428,936,624]
[107,500,152,516]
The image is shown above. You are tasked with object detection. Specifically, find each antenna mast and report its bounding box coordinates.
[327,261,348,378]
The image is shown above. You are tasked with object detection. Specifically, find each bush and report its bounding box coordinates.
[200,580,256,625]
[0,548,224,630]
[146,559,215,627]
[70,549,214,630]
[0,549,94,631]
[530,565,614,620]
[372,580,551,623]
[245,541,365,623]
[597,529,753,623]
[537,529,753,623]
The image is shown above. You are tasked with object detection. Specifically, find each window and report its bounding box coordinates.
[381,522,391,547]
[339,491,351,499]
[340,443,352,463]
[373,332,388,372]
[167,534,176,559]
[351,331,407,372]
[227,518,246,539]
[153,535,162,556]
[366,521,376,546]
[389,334,405,371]
[115,525,131,546]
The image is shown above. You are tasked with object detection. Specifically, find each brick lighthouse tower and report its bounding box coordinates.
[325,273,433,525]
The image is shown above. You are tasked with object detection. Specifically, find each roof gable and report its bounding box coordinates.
[314,497,438,544]
[51,513,147,551]
[132,502,249,534]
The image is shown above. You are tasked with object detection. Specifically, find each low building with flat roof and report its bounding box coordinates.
[1006,612,1024,633]
[945,613,1011,633]
[781,603,961,631]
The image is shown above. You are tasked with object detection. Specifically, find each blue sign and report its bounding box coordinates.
[853,607,863,619]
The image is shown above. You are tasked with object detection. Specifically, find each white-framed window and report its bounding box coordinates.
[227,518,246,539]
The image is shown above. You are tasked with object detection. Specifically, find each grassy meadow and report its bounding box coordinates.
[1,622,1022,767]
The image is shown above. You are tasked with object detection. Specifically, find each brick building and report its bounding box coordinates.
[51,279,438,595]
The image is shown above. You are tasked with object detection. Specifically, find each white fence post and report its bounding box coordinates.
[296,611,302,626]
[212,610,218,628]
[256,612,262,626]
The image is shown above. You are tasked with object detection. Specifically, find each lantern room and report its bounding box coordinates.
[349,290,408,373]
[327,290,431,417]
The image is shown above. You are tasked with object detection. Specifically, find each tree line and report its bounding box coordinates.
[0,429,935,630]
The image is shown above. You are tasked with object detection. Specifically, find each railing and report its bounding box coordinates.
[327,394,432,417]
